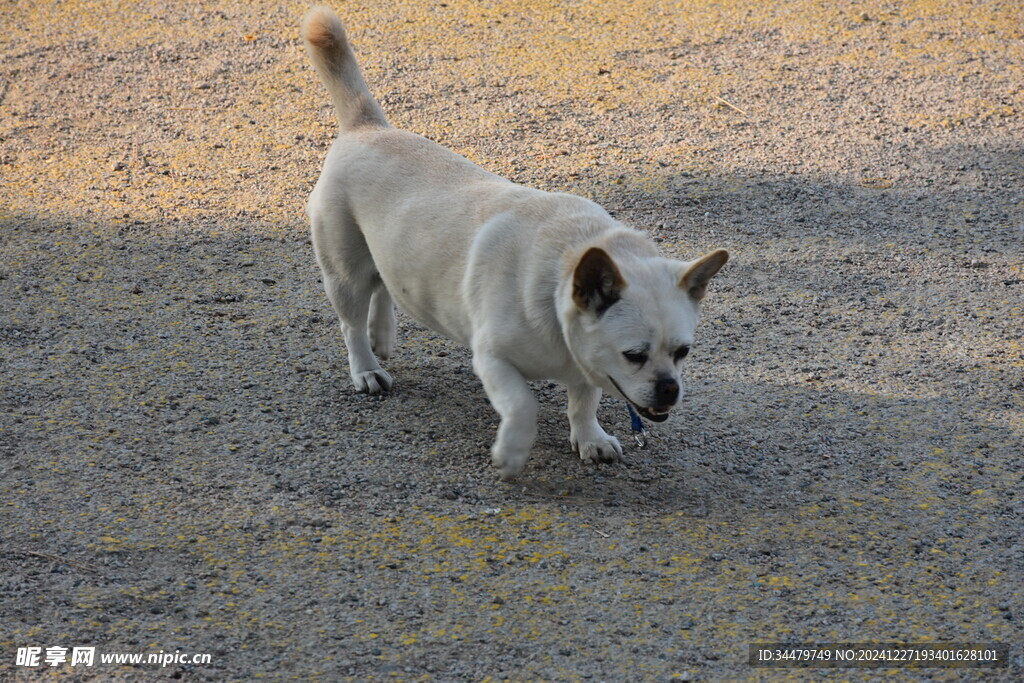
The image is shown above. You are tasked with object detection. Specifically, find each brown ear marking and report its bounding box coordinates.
[680,249,729,301]
[572,247,626,315]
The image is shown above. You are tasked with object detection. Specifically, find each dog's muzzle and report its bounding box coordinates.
[608,376,676,423]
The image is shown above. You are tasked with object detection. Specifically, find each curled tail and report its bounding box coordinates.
[302,6,388,130]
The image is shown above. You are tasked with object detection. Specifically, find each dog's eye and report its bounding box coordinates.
[622,350,648,365]
[674,345,690,361]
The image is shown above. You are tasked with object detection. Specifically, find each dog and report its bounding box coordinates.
[301,6,728,479]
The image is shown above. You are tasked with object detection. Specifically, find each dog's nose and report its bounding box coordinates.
[654,377,679,406]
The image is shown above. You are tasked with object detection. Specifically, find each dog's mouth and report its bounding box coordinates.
[637,405,671,423]
[608,376,673,423]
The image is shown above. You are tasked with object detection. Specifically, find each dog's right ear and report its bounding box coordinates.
[680,249,729,301]
[573,247,626,315]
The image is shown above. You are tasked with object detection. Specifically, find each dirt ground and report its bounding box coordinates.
[2,0,1022,680]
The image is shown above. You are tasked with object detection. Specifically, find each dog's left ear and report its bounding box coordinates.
[680,249,729,301]
[573,247,626,315]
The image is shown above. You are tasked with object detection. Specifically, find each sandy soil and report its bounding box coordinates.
[2,0,1022,679]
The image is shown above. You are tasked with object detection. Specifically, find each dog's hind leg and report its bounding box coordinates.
[368,287,396,360]
[312,208,393,395]
[323,273,393,394]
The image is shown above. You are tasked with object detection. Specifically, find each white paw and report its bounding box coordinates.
[370,335,394,360]
[492,444,529,481]
[368,322,395,360]
[352,368,393,395]
[571,431,623,465]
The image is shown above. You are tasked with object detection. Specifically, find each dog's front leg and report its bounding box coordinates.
[567,383,623,465]
[472,351,538,480]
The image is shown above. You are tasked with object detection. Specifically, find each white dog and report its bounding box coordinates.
[302,7,728,479]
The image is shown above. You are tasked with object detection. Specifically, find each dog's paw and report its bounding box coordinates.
[368,294,396,359]
[572,432,623,465]
[368,317,395,360]
[352,368,393,395]
[492,445,529,481]
[369,333,395,360]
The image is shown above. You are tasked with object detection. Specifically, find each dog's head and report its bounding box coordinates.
[564,245,728,422]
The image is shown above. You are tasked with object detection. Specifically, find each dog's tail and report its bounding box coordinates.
[302,6,388,130]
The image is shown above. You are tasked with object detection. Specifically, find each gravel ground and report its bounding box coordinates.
[2,0,1022,680]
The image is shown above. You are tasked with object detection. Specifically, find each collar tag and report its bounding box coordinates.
[625,403,649,449]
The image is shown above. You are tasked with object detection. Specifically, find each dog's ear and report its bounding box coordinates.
[680,249,729,301]
[573,247,626,315]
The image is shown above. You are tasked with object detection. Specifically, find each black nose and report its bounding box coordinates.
[654,377,679,406]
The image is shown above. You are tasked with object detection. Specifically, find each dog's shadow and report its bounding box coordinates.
[366,329,1006,523]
